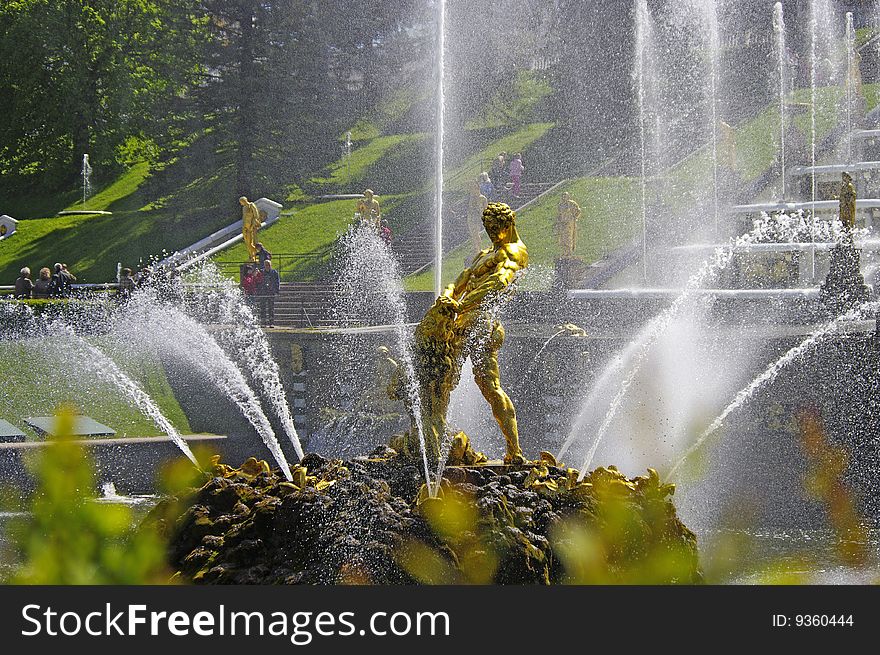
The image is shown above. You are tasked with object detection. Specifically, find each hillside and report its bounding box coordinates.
[3,76,878,289]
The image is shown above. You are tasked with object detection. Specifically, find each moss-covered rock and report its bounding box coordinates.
[155,452,701,584]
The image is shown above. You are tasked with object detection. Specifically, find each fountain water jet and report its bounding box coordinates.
[335,222,433,492]
[773,2,788,198]
[82,154,92,207]
[668,298,880,480]
[433,0,447,297]
[845,12,856,160]
[697,0,722,233]
[4,305,199,468]
[635,0,657,283]
[113,293,293,481]
[193,264,305,461]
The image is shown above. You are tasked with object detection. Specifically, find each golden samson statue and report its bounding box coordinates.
[392,202,529,465]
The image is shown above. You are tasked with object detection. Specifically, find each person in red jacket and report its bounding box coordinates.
[241,263,259,306]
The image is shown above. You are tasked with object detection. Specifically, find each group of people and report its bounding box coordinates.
[239,242,281,326]
[480,152,526,201]
[13,263,76,299]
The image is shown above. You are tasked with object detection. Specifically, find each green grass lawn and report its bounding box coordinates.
[0,339,190,439]
[308,134,427,193]
[213,121,555,281]
[214,198,363,280]
[466,70,554,131]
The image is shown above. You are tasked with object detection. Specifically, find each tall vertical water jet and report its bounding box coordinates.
[705,0,721,233]
[845,12,856,160]
[635,0,655,283]
[808,0,841,277]
[773,2,788,198]
[82,154,92,206]
[433,0,447,297]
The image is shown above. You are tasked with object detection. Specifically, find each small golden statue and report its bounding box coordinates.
[239,196,263,261]
[839,171,856,235]
[556,192,582,258]
[355,189,381,230]
[392,202,528,465]
[466,182,488,258]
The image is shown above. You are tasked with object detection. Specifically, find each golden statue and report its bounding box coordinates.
[355,189,381,230]
[556,192,581,258]
[467,182,488,258]
[392,202,528,465]
[839,171,856,235]
[240,196,263,261]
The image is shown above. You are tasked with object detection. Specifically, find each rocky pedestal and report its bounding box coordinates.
[819,243,871,315]
[153,450,701,585]
[554,257,587,289]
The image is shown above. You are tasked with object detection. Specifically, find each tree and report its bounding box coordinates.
[0,0,205,191]
[190,0,431,199]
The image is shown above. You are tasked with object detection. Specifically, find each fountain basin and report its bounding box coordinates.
[731,199,880,214]
[0,434,235,495]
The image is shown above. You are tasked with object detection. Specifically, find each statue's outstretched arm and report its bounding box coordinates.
[444,266,472,302]
[457,256,519,313]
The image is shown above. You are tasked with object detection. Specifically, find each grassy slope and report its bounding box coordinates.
[3,76,876,288]
[213,121,555,281]
[0,341,191,439]
[1,142,236,284]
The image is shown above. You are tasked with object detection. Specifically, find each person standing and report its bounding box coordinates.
[479,172,494,200]
[33,268,52,299]
[255,242,272,267]
[50,263,73,297]
[508,153,524,198]
[61,263,77,286]
[467,182,489,258]
[117,268,136,301]
[257,259,281,327]
[489,154,506,197]
[14,267,34,299]
[241,263,259,306]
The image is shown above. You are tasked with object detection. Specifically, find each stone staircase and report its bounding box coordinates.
[273,282,340,328]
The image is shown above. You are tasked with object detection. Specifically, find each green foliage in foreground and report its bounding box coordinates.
[6,410,170,584]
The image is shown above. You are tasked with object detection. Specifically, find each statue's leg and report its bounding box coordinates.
[472,322,524,464]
